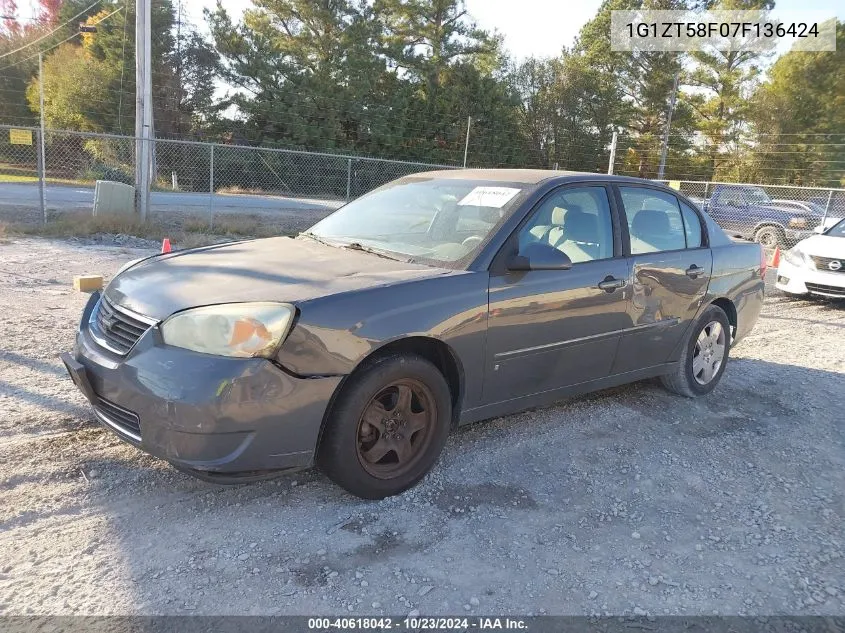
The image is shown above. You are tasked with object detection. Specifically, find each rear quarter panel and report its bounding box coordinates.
[706,242,765,344]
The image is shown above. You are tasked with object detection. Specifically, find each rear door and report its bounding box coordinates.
[484,184,629,403]
[611,186,713,374]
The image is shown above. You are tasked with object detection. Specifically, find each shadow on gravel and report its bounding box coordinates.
[0,350,68,376]
[0,379,92,419]
[10,356,843,613]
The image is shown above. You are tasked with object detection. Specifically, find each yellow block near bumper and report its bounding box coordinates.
[73,275,104,292]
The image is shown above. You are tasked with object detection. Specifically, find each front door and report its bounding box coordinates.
[484,185,629,404]
[611,186,713,374]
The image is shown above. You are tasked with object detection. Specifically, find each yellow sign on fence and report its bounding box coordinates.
[667,180,681,191]
[9,128,33,146]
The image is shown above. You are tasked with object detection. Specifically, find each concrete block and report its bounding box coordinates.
[73,275,103,292]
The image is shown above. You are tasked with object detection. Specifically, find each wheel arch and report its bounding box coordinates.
[752,221,786,237]
[709,296,738,341]
[316,336,465,452]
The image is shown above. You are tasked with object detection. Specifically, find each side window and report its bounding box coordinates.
[518,186,614,263]
[619,187,686,254]
[720,187,745,206]
[680,200,703,248]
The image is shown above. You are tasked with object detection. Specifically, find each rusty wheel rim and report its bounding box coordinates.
[356,379,436,480]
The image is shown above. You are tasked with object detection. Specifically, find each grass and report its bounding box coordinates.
[0,173,102,186]
[0,209,293,249]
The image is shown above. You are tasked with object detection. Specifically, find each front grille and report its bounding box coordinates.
[810,255,845,273]
[90,294,154,355]
[805,282,845,297]
[94,396,142,441]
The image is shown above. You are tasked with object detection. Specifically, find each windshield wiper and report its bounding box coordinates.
[344,242,412,262]
[300,232,413,263]
[298,232,341,248]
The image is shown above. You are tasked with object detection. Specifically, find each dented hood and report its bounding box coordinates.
[105,236,452,320]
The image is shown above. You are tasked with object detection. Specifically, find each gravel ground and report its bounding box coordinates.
[0,237,843,617]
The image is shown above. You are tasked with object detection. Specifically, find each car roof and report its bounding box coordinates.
[411,168,667,187]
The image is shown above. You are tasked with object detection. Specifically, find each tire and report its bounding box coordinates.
[660,305,731,398]
[754,225,785,249]
[317,354,452,499]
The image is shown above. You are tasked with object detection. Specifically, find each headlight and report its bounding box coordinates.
[788,217,808,229]
[782,247,810,268]
[161,302,295,358]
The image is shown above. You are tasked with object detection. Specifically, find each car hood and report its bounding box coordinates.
[797,234,845,258]
[758,202,821,217]
[105,236,453,320]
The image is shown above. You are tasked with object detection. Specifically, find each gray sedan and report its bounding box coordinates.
[62,170,766,499]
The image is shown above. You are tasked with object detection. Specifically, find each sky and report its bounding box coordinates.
[182,0,843,61]
[14,0,845,61]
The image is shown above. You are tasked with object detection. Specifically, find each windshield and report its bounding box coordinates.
[747,187,772,204]
[825,218,845,237]
[304,177,528,265]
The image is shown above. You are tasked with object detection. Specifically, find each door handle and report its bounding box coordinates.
[686,265,705,279]
[597,276,627,293]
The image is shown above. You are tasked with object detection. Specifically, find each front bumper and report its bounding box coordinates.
[775,260,845,298]
[63,293,344,474]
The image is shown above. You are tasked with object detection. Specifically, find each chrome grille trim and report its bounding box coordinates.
[88,294,157,355]
[810,255,845,273]
[93,397,142,442]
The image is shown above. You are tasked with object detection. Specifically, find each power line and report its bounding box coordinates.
[0,1,101,61]
[0,6,124,73]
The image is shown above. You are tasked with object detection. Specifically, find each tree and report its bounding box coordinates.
[751,21,845,186]
[685,0,775,179]
[25,42,117,130]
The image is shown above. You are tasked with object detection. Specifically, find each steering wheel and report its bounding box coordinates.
[461,235,483,248]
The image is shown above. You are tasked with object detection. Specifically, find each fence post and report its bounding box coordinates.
[820,189,833,230]
[607,131,618,175]
[35,128,47,224]
[703,181,710,203]
[346,158,352,201]
[209,143,215,229]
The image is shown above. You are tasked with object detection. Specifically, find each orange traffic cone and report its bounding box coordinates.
[770,246,780,268]
[161,238,172,254]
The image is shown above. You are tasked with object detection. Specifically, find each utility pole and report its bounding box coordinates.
[135,0,152,220]
[657,70,680,181]
[463,116,471,168]
[37,52,47,223]
[607,131,618,175]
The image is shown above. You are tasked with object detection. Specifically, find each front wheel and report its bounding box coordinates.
[661,305,731,398]
[754,225,785,249]
[317,354,452,499]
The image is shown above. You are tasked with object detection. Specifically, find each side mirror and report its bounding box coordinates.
[507,242,573,271]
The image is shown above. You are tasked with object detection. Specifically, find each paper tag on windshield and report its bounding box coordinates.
[457,186,521,208]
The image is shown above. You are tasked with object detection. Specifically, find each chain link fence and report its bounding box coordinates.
[655,180,845,249]
[2,124,844,248]
[0,125,457,234]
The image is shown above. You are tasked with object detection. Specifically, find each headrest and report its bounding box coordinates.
[631,209,669,237]
[551,204,580,226]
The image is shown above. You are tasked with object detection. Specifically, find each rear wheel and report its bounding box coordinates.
[317,354,452,499]
[661,305,731,398]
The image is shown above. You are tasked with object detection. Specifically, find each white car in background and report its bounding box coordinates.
[776,217,845,298]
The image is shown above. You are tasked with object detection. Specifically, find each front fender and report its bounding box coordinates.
[274,272,490,406]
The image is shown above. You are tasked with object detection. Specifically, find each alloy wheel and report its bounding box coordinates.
[356,379,436,479]
[692,320,726,385]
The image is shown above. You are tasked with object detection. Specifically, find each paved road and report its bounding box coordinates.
[0,182,344,214]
